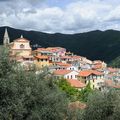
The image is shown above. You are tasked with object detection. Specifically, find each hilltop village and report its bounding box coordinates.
[3,28,120,91]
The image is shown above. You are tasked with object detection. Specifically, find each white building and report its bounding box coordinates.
[54,70,79,80]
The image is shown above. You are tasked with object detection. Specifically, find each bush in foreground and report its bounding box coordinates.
[0,47,68,120]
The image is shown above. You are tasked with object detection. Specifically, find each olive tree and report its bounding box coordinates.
[0,47,68,120]
[83,90,120,120]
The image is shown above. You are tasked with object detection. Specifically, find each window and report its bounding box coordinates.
[20,44,25,49]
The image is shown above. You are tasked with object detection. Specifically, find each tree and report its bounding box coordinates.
[79,82,93,102]
[0,47,68,120]
[111,90,120,120]
[55,78,79,101]
[0,46,16,78]
[83,90,120,120]
[109,56,120,68]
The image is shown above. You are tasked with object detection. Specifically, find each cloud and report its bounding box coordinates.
[0,0,12,1]
[0,0,120,33]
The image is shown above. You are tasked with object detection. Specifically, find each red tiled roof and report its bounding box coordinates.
[35,55,48,59]
[54,70,72,75]
[61,56,72,59]
[92,70,103,75]
[92,64,102,69]
[107,67,117,73]
[78,70,103,77]
[36,47,64,53]
[72,56,81,59]
[112,85,120,89]
[79,70,92,77]
[56,62,71,67]
[67,79,86,88]
[105,80,113,86]
[105,80,120,89]
[14,38,29,42]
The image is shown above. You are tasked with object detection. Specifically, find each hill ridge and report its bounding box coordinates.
[0,26,120,62]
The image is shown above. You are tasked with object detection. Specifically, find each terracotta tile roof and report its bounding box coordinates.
[36,48,49,52]
[105,80,120,89]
[107,67,117,73]
[78,70,103,77]
[105,80,113,86]
[54,70,72,75]
[14,38,29,42]
[37,48,46,50]
[92,64,102,69]
[36,47,65,53]
[72,55,81,59]
[112,85,120,89]
[35,55,48,59]
[92,70,103,75]
[61,56,72,59]
[56,62,72,67]
[67,79,86,88]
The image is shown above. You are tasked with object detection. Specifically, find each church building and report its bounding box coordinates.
[3,28,32,57]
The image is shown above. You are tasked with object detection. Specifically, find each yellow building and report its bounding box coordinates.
[11,35,32,57]
[78,70,104,90]
[34,55,50,68]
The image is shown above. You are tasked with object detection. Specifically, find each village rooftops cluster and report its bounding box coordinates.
[2,28,120,91]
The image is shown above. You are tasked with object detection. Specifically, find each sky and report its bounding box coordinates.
[0,0,120,34]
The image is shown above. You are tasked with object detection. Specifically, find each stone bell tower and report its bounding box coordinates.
[3,28,10,46]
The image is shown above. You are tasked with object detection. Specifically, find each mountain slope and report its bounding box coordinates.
[0,26,120,62]
[109,56,120,68]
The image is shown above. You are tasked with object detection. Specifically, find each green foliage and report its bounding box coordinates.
[109,56,120,68]
[79,82,93,102]
[66,109,85,120]
[0,48,68,120]
[83,90,120,120]
[55,78,79,101]
[55,79,93,103]
[0,46,16,78]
